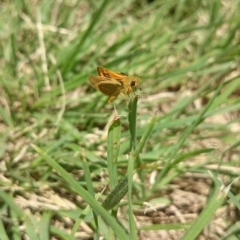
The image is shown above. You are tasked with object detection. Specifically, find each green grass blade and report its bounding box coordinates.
[102,176,128,211]
[107,113,121,189]
[128,96,138,150]
[31,144,129,240]
[182,179,229,239]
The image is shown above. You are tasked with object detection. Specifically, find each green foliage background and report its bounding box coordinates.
[1,0,240,239]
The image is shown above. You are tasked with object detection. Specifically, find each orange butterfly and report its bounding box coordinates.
[88,67,140,103]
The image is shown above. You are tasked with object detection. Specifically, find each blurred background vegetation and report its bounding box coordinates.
[1,0,240,239]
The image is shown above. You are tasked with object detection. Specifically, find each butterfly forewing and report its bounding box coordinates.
[88,76,111,89]
[97,67,126,80]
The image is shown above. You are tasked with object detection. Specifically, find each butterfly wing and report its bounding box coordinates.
[88,76,104,89]
[97,67,127,80]
[98,80,123,102]
[88,76,123,102]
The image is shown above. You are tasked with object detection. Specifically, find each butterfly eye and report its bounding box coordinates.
[130,81,136,86]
